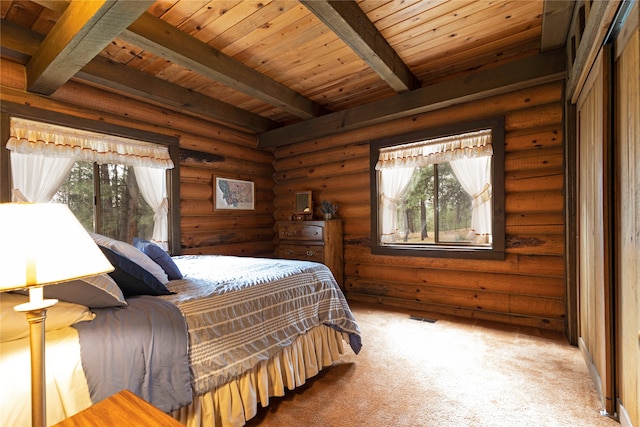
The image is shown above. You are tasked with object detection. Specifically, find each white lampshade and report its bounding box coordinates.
[0,203,114,291]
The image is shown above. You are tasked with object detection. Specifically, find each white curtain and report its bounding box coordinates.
[379,167,415,243]
[7,117,174,247]
[449,156,492,244]
[376,127,494,245]
[8,118,174,169]
[376,129,492,169]
[10,151,75,202]
[134,167,169,251]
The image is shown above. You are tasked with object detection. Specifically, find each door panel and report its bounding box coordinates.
[615,18,639,427]
[576,46,615,415]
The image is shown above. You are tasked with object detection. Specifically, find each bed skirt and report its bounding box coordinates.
[171,325,349,427]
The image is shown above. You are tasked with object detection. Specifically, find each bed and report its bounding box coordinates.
[0,235,362,427]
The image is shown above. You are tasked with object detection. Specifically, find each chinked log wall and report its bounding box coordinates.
[0,61,276,258]
[273,80,566,331]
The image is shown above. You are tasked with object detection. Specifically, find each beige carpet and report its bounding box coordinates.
[246,301,619,427]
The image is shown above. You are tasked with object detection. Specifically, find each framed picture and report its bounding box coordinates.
[214,176,255,210]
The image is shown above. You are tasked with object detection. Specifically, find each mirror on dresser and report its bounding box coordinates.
[293,191,313,221]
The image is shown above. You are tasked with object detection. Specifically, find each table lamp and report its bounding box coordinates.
[0,203,114,427]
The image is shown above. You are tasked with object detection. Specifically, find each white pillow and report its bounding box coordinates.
[89,233,169,285]
[1,293,95,342]
[13,273,126,308]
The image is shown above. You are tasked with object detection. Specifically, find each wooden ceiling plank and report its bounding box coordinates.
[257,49,566,148]
[301,0,419,94]
[26,0,154,95]
[77,56,279,133]
[391,1,540,61]
[121,12,329,119]
[220,4,313,58]
[206,0,295,48]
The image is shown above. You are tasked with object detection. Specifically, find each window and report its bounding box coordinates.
[53,162,156,244]
[6,116,180,253]
[370,117,505,260]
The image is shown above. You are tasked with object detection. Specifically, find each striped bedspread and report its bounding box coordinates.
[162,255,362,396]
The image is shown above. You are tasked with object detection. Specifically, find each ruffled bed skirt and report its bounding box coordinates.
[171,325,349,427]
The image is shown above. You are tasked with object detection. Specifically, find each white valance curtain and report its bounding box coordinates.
[7,118,173,248]
[7,118,174,169]
[375,129,492,170]
[376,129,493,244]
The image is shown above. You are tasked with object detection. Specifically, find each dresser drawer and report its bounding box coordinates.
[278,223,324,241]
[275,220,343,289]
[275,244,325,263]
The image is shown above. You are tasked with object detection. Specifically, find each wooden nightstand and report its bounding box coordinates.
[53,389,184,427]
[275,219,344,288]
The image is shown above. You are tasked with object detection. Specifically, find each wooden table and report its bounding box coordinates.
[53,389,185,426]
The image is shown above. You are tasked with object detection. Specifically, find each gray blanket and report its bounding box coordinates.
[74,255,362,410]
[165,255,362,395]
[74,295,192,412]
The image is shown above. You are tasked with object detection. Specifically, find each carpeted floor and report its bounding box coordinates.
[246,301,620,427]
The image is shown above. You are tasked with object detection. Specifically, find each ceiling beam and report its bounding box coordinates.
[77,57,280,132]
[120,12,330,120]
[26,0,153,95]
[541,0,575,52]
[257,49,566,148]
[0,20,279,133]
[566,0,622,103]
[301,0,419,94]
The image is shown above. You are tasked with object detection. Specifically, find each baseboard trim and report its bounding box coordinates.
[346,293,564,331]
[578,337,608,412]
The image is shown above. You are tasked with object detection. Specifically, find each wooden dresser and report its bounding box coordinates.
[275,220,344,289]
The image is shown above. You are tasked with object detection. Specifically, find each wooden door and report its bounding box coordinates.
[576,46,615,415]
[615,10,639,426]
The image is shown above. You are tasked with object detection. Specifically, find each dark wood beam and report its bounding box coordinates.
[77,57,280,132]
[0,20,278,133]
[301,0,419,94]
[541,0,575,52]
[121,12,330,120]
[26,0,153,95]
[258,49,566,148]
[566,0,621,102]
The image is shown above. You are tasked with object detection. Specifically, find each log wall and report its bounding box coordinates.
[1,58,567,330]
[0,60,275,257]
[273,80,566,331]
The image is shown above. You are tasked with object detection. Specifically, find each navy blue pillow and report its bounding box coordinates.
[98,245,173,297]
[133,238,183,280]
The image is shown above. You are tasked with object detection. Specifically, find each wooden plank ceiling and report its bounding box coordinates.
[0,0,573,146]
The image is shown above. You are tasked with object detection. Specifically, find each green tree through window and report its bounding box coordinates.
[53,162,154,243]
[370,117,505,260]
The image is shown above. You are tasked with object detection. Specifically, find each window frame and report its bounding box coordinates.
[0,103,181,254]
[369,117,505,260]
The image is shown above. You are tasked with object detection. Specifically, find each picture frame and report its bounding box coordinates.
[214,176,255,210]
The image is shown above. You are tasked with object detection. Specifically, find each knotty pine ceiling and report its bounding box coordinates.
[0,0,572,146]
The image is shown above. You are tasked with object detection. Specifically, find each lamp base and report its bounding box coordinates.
[14,298,58,427]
